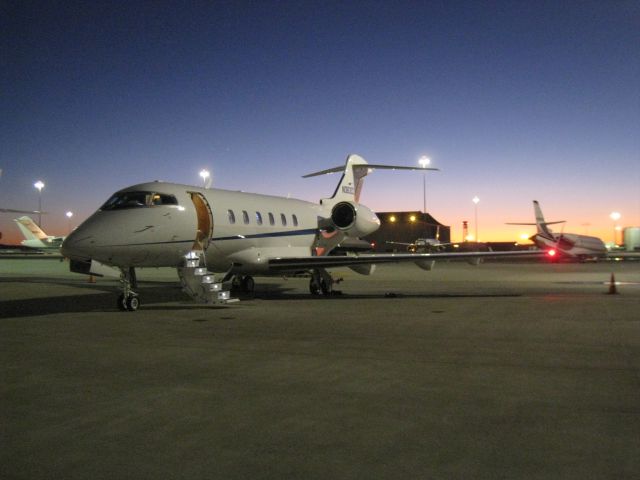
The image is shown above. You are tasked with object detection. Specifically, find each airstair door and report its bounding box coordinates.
[189,192,213,251]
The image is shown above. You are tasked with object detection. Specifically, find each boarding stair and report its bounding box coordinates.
[177,251,235,304]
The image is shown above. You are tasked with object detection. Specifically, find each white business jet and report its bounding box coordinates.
[507,200,607,261]
[13,216,65,250]
[61,154,543,310]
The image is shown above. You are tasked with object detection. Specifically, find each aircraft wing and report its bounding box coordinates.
[268,249,545,271]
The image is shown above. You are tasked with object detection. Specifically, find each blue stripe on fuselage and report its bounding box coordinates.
[212,228,318,241]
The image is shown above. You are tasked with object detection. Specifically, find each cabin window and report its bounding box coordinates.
[228,209,236,224]
[255,212,263,225]
[242,210,250,224]
[280,213,287,226]
[292,214,298,227]
[268,213,275,226]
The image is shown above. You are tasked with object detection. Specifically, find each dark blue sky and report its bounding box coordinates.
[1,0,638,242]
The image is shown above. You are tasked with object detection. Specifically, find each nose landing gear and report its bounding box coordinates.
[118,267,139,311]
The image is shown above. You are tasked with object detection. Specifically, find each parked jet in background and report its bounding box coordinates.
[13,216,65,250]
[507,200,607,261]
[61,154,545,310]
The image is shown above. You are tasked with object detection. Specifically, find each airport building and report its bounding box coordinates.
[366,211,451,252]
[624,227,640,252]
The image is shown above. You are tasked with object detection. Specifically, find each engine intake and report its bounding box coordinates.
[331,202,356,230]
[330,201,380,237]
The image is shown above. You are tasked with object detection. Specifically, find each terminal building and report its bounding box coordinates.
[366,211,451,252]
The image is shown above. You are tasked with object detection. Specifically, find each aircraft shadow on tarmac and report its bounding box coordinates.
[0,277,520,319]
[0,278,210,318]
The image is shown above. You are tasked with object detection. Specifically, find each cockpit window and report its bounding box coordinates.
[100,191,178,210]
[151,194,178,206]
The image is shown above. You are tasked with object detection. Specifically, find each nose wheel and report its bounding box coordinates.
[118,267,139,311]
[118,293,140,311]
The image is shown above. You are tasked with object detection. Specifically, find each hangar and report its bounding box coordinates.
[366,211,451,252]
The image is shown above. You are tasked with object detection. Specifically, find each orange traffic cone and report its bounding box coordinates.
[607,273,618,295]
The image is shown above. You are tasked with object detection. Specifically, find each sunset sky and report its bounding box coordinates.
[1,1,638,245]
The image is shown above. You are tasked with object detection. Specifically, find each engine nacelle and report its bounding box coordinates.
[330,201,380,237]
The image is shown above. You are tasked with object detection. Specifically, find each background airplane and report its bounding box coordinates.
[61,154,544,311]
[13,216,65,250]
[507,200,607,261]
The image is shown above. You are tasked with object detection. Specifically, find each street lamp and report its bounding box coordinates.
[418,156,430,213]
[34,180,45,227]
[199,169,210,188]
[610,211,621,245]
[66,211,73,234]
[472,196,480,242]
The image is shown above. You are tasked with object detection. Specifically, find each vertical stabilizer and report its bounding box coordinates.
[325,154,370,204]
[14,216,48,240]
[533,201,560,238]
[303,153,438,206]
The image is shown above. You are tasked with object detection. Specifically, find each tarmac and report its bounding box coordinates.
[1,258,639,479]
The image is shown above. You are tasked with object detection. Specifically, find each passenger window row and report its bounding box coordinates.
[227,209,298,227]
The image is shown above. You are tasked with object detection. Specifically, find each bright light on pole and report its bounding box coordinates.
[472,196,480,242]
[66,211,73,233]
[34,180,45,227]
[610,211,621,245]
[418,156,430,213]
[199,169,210,188]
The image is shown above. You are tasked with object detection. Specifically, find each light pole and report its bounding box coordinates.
[418,156,430,213]
[472,196,480,241]
[199,169,210,188]
[610,211,621,245]
[66,211,73,234]
[34,180,45,227]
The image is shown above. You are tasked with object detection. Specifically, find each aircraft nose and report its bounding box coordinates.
[61,224,95,260]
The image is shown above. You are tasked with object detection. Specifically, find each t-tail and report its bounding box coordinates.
[14,216,48,241]
[303,154,370,204]
[303,153,439,252]
[506,200,565,240]
[304,153,439,206]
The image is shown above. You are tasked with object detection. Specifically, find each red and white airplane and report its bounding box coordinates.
[507,200,607,261]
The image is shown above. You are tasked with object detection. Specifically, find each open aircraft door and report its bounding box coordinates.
[189,192,213,252]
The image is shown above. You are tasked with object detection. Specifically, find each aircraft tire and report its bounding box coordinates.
[320,277,332,295]
[241,276,255,294]
[126,295,140,311]
[117,294,127,311]
[309,279,321,295]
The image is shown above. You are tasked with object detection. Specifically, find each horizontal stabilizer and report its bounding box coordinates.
[506,221,565,226]
[303,164,438,178]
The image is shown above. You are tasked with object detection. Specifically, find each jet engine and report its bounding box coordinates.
[330,201,380,238]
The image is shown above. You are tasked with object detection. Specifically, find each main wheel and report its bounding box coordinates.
[319,277,332,295]
[309,279,321,295]
[241,276,255,294]
[126,295,140,311]
[117,294,127,311]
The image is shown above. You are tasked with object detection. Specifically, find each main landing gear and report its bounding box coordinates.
[231,275,256,294]
[117,267,139,311]
[309,268,340,296]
